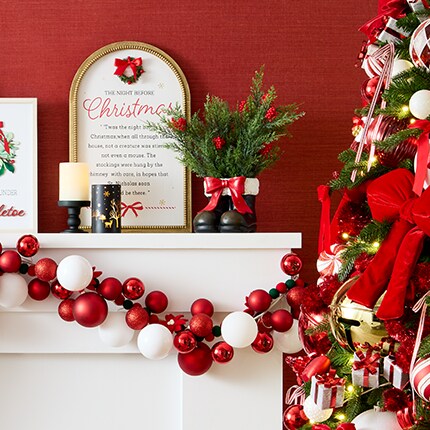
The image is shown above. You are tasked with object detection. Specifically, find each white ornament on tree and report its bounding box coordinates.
[352,408,402,430]
[409,89,430,119]
[391,58,413,77]
[302,396,333,423]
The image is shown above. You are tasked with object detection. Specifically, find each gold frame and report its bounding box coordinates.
[69,41,191,232]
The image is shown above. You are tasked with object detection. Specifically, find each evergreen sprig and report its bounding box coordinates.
[418,334,430,359]
[373,127,421,152]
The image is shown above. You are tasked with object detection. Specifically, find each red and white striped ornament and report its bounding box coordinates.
[316,244,345,278]
[411,357,430,401]
[410,19,430,69]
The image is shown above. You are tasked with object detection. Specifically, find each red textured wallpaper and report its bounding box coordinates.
[1,0,375,421]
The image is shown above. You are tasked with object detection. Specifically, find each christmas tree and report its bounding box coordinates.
[283,2,430,429]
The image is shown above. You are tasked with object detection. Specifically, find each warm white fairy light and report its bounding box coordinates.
[401,105,409,114]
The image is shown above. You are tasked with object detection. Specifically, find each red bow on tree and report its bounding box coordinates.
[347,169,430,320]
[408,119,430,196]
[352,350,380,375]
[114,57,143,80]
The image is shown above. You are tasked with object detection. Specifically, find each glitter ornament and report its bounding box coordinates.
[73,292,108,328]
[58,298,75,322]
[27,278,50,301]
[280,253,302,276]
[145,290,168,314]
[283,404,309,430]
[125,303,149,330]
[286,286,307,319]
[0,250,22,273]
[174,330,197,354]
[211,341,234,364]
[34,258,57,281]
[51,280,73,300]
[410,18,430,69]
[302,396,333,423]
[122,277,145,300]
[16,234,39,257]
[191,298,214,316]
[98,277,122,301]
[189,313,213,338]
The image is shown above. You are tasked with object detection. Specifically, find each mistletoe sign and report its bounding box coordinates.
[0,121,19,175]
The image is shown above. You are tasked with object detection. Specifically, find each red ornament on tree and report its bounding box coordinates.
[191,298,214,317]
[251,332,274,353]
[246,289,272,313]
[178,342,213,376]
[0,250,21,273]
[211,341,234,364]
[125,303,149,330]
[286,286,307,319]
[122,277,145,300]
[51,280,73,300]
[283,404,309,430]
[28,278,51,301]
[73,292,108,328]
[174,330,197,354]
[271,309,293,332]
[98,277,122,301]
[34,258,57,282]
[16,234,39,257]
[258,311,273,333]
[189,313,213,338]
[281,253,303,276]
[145,290,168,313]
[58,298,75,322]
[301,355,331,382]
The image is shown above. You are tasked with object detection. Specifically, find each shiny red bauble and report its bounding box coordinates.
[271,309,293,332]
[189,313,213,338]
[190,298,214,317]
[145,290,168,313]
[283,404,309,430]
[98,277,122,301]
[34,258,57,282]
[16,234,39,257]
[125,303,149,330]
[286,286,307,319]
[211,341,234,364]
[251,332,274,353]
[28,278,51,301]
[174,330,197,353]
[0,250,21,273]
[58,298,75,322]
[246,289,272,313]
[51,280,73,300]
[122,277,145,300]
[258,311,273,333]
[301,355,331,382]
[177,342,213,376]
[73,292,108,328]
[281,253,303,276]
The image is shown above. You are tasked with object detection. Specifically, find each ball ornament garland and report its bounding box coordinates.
[0,234,303,377]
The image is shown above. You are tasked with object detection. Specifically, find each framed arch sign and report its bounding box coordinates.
[70,41,191,232]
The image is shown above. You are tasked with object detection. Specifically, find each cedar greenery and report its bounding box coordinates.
[145,67,303,178]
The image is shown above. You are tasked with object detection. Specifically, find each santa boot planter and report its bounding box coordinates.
[219,194,257,232]
[193,195,232,233]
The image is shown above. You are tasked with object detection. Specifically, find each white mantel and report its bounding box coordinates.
[0,232,301,430]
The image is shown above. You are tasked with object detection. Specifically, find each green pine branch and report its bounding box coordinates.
[373,128,421,151]
[418,334,430,359]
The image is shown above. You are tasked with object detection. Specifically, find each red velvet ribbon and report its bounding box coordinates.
[200,176,252,214]
[347,168,430,320]
[317,185,331,254]
[352,350,380,375]
[114,57,143,79]
[121,201,144,217]
[409,120,430,196]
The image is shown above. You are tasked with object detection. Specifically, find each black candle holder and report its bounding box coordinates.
[58,200,90,233]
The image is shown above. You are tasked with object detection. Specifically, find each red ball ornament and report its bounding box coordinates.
[122,277,145,300]
[98,277,122,301]
[34,258,57,282]
[361,77,381,104]
[73,292,108,328]
[51,281,73,300]
[276,282,287,294]
[16,234,39,257]
[145,290,168,313]
[280,253,303,276]
[177,342,213,376]
[0,250,21,273]
[28,278,51,301]
[258,311,273,333]
[283,404,309,430]
[246,289,272,313]
[125,303,149,330]
[174,330,197,353]
[189,313,213,338]
[211,341,234,364]
[58,298,75,322]
[271,309,293,332]
[191,298,214,317]
[251,332,274,353]
[286,286,307,319]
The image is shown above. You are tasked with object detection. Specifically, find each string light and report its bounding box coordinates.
[347,385,355,393]
[341,232,349,240]
[372,241,380,249]
[410,118,416,125]
[336,413,346,421]
[401,105,409,114]
[369,155,378,165]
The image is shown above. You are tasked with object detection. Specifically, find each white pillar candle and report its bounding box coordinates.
[59,162,90,201]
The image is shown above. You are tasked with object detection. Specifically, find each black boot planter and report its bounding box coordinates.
[219,194,257,233]
[193,195,232,233]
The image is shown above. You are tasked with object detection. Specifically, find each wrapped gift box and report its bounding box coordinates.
[383,355,409,389]
[310,370,345,410]
[352,351,380,388]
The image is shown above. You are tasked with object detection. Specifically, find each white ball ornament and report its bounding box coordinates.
[352,409,402,430]
[221,311,258,348]
[98,312,135,347]
[273,319,303,354]
[391,59,413,78]
[409,89,430,119]
[56,255,93,291]
[302,396,333,423]
[137,323,173,360]
[0,273,28,308]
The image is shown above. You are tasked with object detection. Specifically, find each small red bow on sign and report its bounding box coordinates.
[352,350,380,375]
[200,176,252,215]
[121,201,144,217]
[0,122,10,154]
[347,168,430,320]
[114,57,143,80]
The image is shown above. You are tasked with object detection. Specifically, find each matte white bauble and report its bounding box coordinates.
[352,409,402,430]
[137,323,173,360]
[98,312,135,347]
[391,59,413,77]
[0,273,28,308]
[56,255,93,291]
[221,311,258,348]
[302,396,333,423]
[273,319,303,354]
[409,89,430,119]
